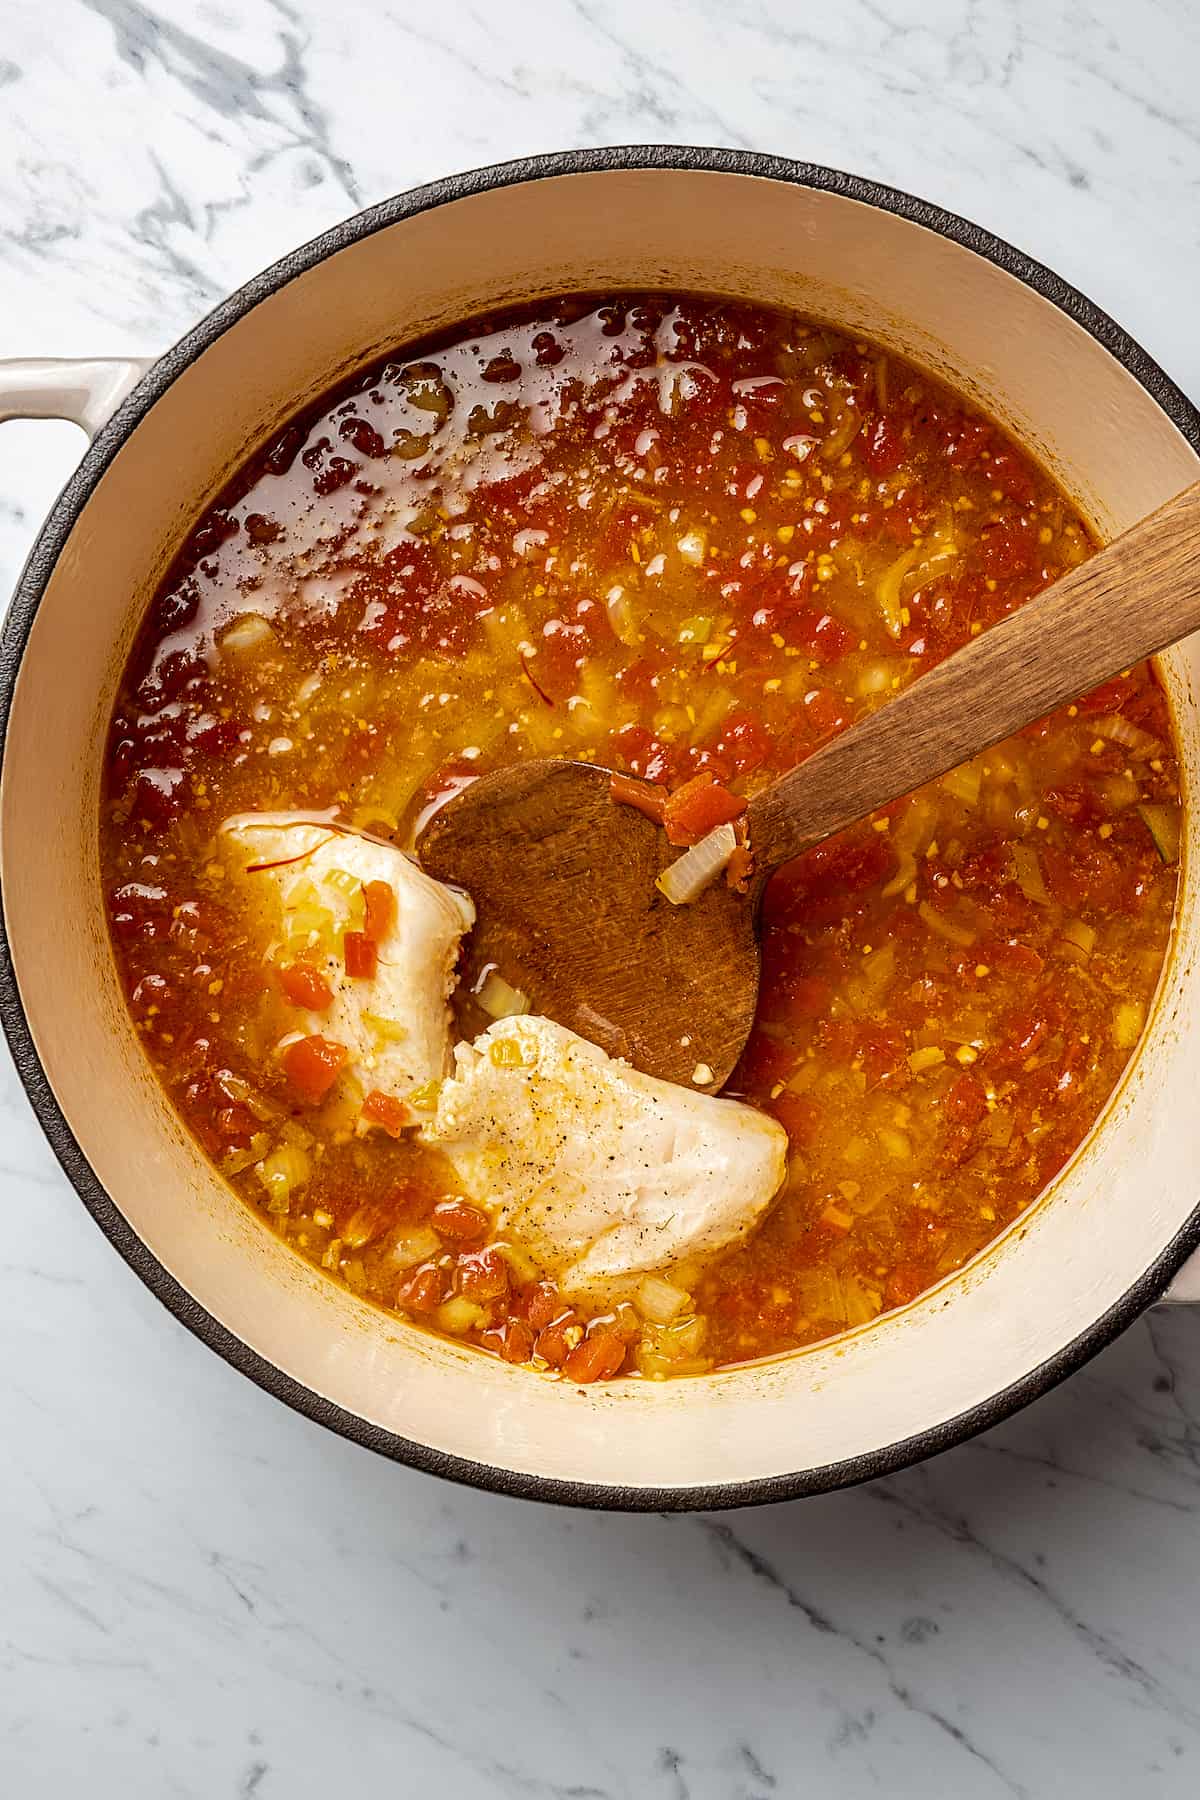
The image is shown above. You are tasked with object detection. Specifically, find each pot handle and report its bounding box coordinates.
[0,355,152,438]
[1162,1252,1200,1305]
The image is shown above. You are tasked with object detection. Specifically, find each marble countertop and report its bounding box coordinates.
[4,2,1200,1793]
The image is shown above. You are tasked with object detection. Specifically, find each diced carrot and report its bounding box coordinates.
[818,1203,853,1234]
[534,1311,580,1368]
[398,1263,446,1313]
[610,770,667,823]
[431,1198,489,1243]
[726,843,755,892]
[278,961,333,1012]
[663,772,747,846]
[343,929,377,979]
[361,1090,411,1137]
[281,1033,348,1104]
[499,1318,535,1364]
[453,1248,510,1302]
[363,878,395,944]
[772,1092,821,1147]
[563,1326,627,1383]
[526,1280,564,1331]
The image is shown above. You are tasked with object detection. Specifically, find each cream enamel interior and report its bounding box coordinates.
[4,166,1199,1494]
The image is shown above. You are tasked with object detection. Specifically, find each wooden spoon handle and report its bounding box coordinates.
[746,479,1200,873]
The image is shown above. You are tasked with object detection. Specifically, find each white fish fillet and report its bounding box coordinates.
[221,813,474,1100]
[423,1015,788,1296]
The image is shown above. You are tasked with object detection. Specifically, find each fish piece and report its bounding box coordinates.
[221,813,473,1104]
[423,1014,787,1297]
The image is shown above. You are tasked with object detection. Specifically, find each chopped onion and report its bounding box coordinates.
[1098,773,1139,810]
[882,854,917,899]
[1138,802,1181,864]
[1112,999,1147,1050]
[390,1227,442,1269]
[219,1131,271,1177]
[1011,842,1051,906]
[1091,713,1163,759]
[656,822,738,904]
[605,584,640,645]
[435,1296,486,1336]
[857,659,895,698]
[918,899,975,946]
[256,1142,311,1214]
[821,404,863,461]
[220,613,276,656]
[941,759,983,807]
[875,533,957,639]
[636,1274,691,1324]
[1057,918,1097,963]
[476,969,529,1018]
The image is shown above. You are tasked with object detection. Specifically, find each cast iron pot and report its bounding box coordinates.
[3,147,1200,1510]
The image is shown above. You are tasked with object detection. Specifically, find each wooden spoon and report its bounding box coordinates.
[418,482,1200,1092]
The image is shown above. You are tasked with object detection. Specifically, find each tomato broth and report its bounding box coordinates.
[101,294,1180,1381]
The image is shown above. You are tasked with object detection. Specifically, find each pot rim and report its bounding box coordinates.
[3,143,1199,1512]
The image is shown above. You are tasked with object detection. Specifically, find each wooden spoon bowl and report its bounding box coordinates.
[418,758,759,1090]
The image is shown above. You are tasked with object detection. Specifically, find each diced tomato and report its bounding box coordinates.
[766,832,893,929]
[278,961,333,1012]
[361,1090,410,1137]
[883,1261,929,1309]
[1041,845,1090,910]
[1077,675,1129,715]
[978,516,1039,579]
[798,686,851,744]
[986,448,1039,505]
[726,843,755,893]
[454,1247,510,1302]
[343,930,378,980]
[363,879,395,943]
[534,1311,579,1368]
[771,1092,821,1146]
[281,1034,348,1104]
[791,607,856,664]
[431,1198,490,1243]
[943,1072,987,1128]
[990,939,1045,977]
[942,417,993,468]
[498,1318,536,1364]
[398,1263,446,1314]
[714,709,770,776]
[563,1325,626,1383]
[610,770,667,823]
[736,1031,799,1089]
[526,1281,565,1332]
[861,416,905,475]
[609,722,676,784]
[215,1103,257,1144]
[858,1024,910,1091]
[1042,784,1106,828]
[815,1018,859,1064]
[662,772,746,845]
[990,1005,1053,1068]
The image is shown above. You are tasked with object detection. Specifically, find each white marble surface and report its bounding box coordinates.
[4,1,1200,1793]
